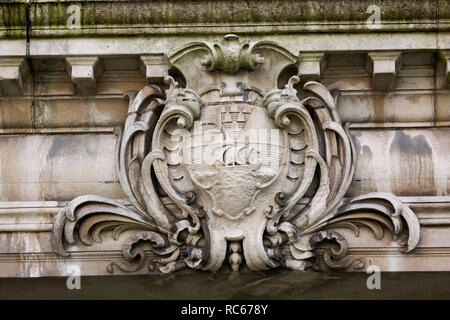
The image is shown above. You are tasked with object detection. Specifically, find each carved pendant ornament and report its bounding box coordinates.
[52,35,421,273]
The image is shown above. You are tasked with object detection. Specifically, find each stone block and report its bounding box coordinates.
[65,56,102,95]
[367,51,402,90]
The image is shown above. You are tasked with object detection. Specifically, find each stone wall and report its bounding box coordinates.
[0,0,449,277]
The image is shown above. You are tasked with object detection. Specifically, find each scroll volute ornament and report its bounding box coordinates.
[52,35,420,273]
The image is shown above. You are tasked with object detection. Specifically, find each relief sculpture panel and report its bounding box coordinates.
[52,35,421,273]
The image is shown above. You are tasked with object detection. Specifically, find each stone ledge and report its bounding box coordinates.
[0,0,446,38]
[439,50,450,88]
[140,54,170,84]
[27,33,449,57]
[0,127,117,135]
[2,272,450,299]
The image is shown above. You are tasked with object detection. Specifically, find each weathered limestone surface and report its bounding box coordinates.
[0,134,122,201]
[0,0,449,278]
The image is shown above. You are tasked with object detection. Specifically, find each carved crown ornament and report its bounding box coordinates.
[52,35,421,273]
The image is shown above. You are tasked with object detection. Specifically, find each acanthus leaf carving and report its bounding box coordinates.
[52,35,421,274]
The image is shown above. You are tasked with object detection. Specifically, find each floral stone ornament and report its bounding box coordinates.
[52,35,420,273]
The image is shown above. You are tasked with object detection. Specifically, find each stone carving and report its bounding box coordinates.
[52,35,421,273]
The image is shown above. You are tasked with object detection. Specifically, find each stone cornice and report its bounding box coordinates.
[0,0,448,39]
[1,197,449,233]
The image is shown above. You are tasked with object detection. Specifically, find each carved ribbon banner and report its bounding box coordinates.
[52,35,420,273]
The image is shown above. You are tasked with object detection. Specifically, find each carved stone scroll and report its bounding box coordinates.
[52,35,421,273]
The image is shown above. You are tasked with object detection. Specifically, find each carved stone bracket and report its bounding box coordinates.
[438,50,450,89]
[140,54,170,84]
[52,35,421,274]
